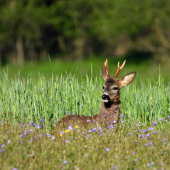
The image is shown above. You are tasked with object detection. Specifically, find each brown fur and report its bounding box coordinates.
[57,96,121,128]
[57,60,135,129]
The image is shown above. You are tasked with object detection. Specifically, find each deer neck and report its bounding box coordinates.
[99,96,121,123]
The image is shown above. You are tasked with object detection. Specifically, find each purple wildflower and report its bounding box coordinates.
[151,162,154,165]
[37,124,41,129]
[129,133,132,136]
[21,140,23,144]
[63,160,67,165]
[107,121,110,124]
[135,141,138,143]
[41,119,45,122]
[113,165,119,170]
[40,134,43,137]
[68,126,73,131]
[20,134,23,138]
[60,131,64,134]
[162,138,166,141]
[111,125,115,128]
[106,148,109,152]
[69,112,72,115]
[93,120,96,123]
[19,123,22,127]
[139,135,144,139]
[167,116,170,119]
[98,126,102,130]
[113,120,117,124]
[2,122,5,124]
[153,131,156,134]
[12,168,18,170]
[8,140,10,144]
[24,131,28,136]
[35,137,38,140]
[135,158,137,162]
[121,121,124,123]
[87,120,90,123]
[93,128,97,132]
[143,129,148,132]
[121,115,124,118]
[1,144,5,148]
[103,115,107,117]
[46,133,50,137]
[65,139,69,143]
[30,122,35,127]
[159,118,162,121]
[30,129,33,133]
[148,127,154,131]
[160,111,162,114]
[163,133,166,135]
[145,142,152,146]
[146,133,150,137]
[88,130,93,133]
[52,136,55,140]
[147,164,150,166]
[54,120,57,123]
[72,117,75,119]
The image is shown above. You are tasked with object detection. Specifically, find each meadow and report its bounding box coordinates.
[0,58,170,169]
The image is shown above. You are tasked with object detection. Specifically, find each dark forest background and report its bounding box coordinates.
[0,0,170,66]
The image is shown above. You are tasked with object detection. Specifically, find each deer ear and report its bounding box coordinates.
[102,66,108,80]
[119,72,136,89]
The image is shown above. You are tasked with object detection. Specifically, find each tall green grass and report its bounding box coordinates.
[1,71,170,169]
[0,71,169,127]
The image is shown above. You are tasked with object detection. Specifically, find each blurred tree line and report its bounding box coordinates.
[0,0,170,66]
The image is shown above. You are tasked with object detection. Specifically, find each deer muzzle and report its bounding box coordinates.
[102,94,110,102]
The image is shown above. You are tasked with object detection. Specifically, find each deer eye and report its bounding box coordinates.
[113,87,118,90]
[102,86,105,89]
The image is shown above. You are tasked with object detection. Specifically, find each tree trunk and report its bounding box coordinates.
[57,35,66,52]
[73,38,84,60]
[40,49,48,61]
[16,36,25,65]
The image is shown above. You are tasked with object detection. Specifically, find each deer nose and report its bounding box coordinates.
[102,94,110,100]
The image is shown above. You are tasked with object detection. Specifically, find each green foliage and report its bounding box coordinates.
[0,0,170,63]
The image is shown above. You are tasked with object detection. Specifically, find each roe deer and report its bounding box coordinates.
[57,59,136,128]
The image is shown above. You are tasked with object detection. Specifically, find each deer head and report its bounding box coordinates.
[102,59,136,103]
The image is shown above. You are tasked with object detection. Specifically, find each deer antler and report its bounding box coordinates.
[104,59,110,77]
[114,60,126,78]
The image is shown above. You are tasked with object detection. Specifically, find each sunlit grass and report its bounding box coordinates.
[0,70,170,169]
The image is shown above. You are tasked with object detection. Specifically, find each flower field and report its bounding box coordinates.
[0,72,170,169]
